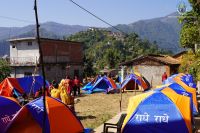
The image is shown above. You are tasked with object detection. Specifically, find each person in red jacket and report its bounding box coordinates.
[162,72,168,82]
[73,76,81,96]
[65,76,73,95]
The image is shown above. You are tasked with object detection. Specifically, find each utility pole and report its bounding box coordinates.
[34,0,47,132]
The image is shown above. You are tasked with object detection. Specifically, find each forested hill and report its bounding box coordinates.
[108,12,183,53]
[67,29,171,76]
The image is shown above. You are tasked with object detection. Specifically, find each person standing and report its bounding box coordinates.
[73,76,81,96]
[65,76,73,95]
[50,83,61,100]
[162,72,168,82]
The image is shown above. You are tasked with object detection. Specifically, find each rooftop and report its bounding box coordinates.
[121,54,180,65]
[7,37,82,44]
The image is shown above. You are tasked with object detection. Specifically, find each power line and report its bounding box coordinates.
[68,0,128,35]
[0,15,34,23]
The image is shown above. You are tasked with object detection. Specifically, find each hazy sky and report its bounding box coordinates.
[0,0,191,27]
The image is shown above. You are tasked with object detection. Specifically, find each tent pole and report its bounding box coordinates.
[120,89,122,112]
[120,66,124,112]
[135,79,136,96]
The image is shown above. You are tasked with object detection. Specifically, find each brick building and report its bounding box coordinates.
[120,54,180,87]
[8,37,83,82]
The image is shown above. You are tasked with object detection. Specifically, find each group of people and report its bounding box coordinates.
[49,76,81,105]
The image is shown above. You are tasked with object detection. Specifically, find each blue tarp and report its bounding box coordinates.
[17,76,50,95]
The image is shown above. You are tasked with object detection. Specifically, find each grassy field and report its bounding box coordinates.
[75,92,142,129]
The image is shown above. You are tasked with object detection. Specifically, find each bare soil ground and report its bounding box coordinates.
[75,92,142,129]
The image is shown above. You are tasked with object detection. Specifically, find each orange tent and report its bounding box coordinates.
[5,96,84,133]
[0,78,24,97]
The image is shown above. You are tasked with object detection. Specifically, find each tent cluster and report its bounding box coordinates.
[82,73,150,94]
[0,76,49,97]
[0,77,84,133]
[0,76,86,133]
[122,73,198,133]
[5,96,84,133]
[82,75,118,94]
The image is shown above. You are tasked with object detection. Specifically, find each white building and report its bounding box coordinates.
[8,37,83,82]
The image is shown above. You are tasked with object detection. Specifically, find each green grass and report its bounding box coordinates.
[75,92,142,129]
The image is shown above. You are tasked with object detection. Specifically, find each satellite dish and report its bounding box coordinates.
[177,1,187,15]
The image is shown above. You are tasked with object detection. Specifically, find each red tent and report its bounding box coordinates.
[0,78,24,97]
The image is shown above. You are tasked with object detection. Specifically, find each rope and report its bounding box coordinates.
[28,64,38,98]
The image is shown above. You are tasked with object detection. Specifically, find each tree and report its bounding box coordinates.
[67,29,168,75]
[179,1,200,52]
[178,0,200,81]
[83,55,96,77]
[104,48,120,68]
[0,59,11,82]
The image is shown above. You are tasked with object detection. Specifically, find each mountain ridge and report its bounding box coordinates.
[0,12,183,56]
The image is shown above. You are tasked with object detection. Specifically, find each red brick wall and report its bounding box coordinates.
[40,39,83,63]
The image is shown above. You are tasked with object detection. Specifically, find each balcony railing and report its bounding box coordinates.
[10,57,38,66]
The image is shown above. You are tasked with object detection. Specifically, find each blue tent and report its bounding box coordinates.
[85,76,117,94]
[163,73,196,88]
[122,91,192,133]
[82,82,93,91]
[156,83,197,115]
[162,74,178,84]
[17,76,50,95]
[82,76,101,91]
[121,74,149,91]
[0,96,21,132]
[181,74,196,88]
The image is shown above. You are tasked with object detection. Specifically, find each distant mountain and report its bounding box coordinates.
[0,22,89,40]
[0,13,183,56]
[109,12,183,53]
[0,22,89,56]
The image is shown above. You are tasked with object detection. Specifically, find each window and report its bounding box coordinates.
[24,72,32,77]
[12,45,16,48]
[28,42,32,46]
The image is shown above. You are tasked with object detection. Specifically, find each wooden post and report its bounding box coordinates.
[34,1,47,132]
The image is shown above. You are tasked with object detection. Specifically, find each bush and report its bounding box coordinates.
[179,50,200,81]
